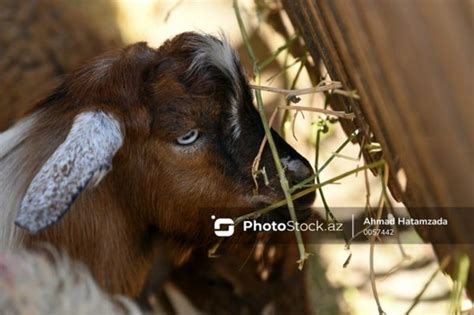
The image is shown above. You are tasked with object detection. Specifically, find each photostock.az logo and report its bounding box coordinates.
[212,215,234,237]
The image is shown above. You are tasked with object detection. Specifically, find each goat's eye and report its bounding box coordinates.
[176,129,200,145]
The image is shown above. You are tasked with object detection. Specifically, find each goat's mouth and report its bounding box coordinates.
[259,206,312,224]
[245,188,316,224]
[257,191,315,224]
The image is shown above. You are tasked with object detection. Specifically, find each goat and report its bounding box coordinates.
[167,236,313,315]
[0,32,316,304]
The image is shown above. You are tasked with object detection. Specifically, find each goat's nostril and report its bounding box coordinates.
[289,171,310,186]
[281,157,313,185]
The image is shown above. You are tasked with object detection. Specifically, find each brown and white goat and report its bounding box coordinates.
[0,32,315,299]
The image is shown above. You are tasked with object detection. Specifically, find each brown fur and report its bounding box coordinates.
[0,0,121,131]
[6,32,315,313]
[170,234,312,315]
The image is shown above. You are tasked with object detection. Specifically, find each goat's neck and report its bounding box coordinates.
[22,178,161,297]
[0,112,156,296]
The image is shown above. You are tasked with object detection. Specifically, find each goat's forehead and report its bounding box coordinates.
[151,36,244,97]
[157,33,244,93]
[147,33,251,139]
[185,34,240,79]
[150,102,221,139]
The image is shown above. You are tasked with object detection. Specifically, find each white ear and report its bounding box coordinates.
[15,111,124,234]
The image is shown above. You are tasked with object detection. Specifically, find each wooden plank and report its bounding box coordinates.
[283,0,474,294]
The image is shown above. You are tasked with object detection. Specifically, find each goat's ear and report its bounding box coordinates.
[15,111,123,234]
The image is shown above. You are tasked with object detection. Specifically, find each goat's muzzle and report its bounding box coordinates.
[262,156,316,224]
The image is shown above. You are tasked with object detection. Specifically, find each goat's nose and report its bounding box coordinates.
[281,156,313,186]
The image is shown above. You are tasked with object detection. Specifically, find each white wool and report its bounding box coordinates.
[0,114,39,250]
[0,249,141,315]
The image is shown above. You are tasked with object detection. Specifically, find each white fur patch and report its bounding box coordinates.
[0,114,39,249]
[0,114,37,160]
[229,99,241,139]
[187,34,240,85]
[0,249,140,315]
[15,111,123,234]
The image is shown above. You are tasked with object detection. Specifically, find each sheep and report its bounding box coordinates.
[0,249,141,315]
[0,32,316,307]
